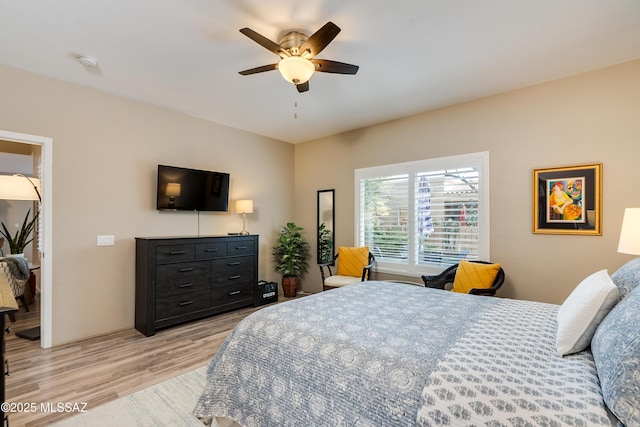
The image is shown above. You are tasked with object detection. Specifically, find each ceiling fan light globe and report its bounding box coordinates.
[278,56,315,85]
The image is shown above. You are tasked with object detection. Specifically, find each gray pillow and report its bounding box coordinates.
[591,285,640,425]
[610,257,640,300]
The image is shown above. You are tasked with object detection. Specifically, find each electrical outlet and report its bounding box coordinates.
[97,235,115,246]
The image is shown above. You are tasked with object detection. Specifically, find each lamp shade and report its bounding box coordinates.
[618,208,640,255]
[165,182,181,197]
[278,56,315,84]
[0,174,41,200]
[235,199,254,214]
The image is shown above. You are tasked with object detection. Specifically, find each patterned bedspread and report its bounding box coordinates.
[193,281,617,426]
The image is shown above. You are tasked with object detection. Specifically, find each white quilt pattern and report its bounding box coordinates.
[417,299,616,426]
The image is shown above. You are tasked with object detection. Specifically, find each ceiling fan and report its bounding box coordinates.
[238,21,359,93]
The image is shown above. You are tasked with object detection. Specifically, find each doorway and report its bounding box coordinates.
[0,130,52,348]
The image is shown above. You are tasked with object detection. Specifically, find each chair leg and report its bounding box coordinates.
[19,295,29,312]
[8,312,15,322]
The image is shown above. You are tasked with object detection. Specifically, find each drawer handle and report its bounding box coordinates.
[178,301,193,306]
[169,250,186,255]
[228,290,241,296]
[204,248,219,253]
[179,283,194,288]
[228,275,241,280]
[235,246,247,250]
[228,262,241,266]
[178,268,194,273]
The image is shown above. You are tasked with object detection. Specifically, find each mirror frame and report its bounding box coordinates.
[317,189,335,264]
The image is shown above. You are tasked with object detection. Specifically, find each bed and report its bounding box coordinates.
[193,260,640,426]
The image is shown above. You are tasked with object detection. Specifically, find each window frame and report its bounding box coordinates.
[354,151,490,277]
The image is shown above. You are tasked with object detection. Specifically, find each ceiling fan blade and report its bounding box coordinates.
[296,81,309,93]
[238,64,278,75]
[312,59,359,75]
[239,28,289,57]
[299,21,341,58]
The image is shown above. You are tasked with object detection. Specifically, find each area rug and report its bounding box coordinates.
[52,366,208,426]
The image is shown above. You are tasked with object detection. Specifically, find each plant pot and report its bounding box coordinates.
[282,276,299,298]
[7,253,25,258]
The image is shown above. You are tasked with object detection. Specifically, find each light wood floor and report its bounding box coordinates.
[4,296,268,426]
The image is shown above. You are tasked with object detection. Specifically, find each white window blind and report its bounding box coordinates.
[356,152,490,276]
[361,173,409,264]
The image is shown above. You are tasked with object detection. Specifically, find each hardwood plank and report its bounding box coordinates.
[4,295,280,426]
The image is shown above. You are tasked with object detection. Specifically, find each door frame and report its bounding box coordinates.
[0,129,52,348]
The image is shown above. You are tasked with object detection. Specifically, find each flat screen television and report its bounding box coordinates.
[156,165,230,212]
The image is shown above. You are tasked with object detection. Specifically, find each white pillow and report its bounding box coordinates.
[556,269,619,356]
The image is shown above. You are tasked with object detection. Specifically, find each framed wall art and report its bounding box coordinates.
[533,163,602,235]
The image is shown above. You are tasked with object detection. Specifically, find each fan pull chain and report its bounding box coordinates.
[294,101,298,119]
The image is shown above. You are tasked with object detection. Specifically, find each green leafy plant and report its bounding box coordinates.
[272,222,310,277]
[1,208,38,255]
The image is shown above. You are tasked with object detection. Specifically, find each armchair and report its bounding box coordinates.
[421,260,504,296]
[320,247,375,291]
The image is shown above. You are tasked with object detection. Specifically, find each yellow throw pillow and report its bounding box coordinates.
[452,260,501,294]
[336,246,369,277]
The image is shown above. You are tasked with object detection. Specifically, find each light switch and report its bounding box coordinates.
[97,235,115,246]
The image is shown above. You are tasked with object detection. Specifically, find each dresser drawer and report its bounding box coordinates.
[156,290,211,320]
[156,244,195,264]
[212,282,253,306]
[211,258,255,286]
[227,241,255,257]
[195,242,227,260]
[156,261,211,298]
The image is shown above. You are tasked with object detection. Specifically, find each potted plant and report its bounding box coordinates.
[1,208,38,256]
[273,222,310,297]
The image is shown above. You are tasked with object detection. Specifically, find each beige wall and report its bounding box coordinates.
[295,60,640,304]
[0,64,294,345]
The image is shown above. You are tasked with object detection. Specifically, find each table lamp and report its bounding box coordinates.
[235,199,253,235]
[618,208,640,256]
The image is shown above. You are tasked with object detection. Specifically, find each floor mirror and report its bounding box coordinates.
[317,189,335,264]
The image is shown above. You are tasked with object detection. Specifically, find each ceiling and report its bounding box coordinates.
[1,1,640,144]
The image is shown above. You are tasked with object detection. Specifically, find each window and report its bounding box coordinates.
[355,152,490,276]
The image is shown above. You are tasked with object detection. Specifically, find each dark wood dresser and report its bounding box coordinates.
[135,235,258,337]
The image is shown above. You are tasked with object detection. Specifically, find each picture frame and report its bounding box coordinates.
[533,163,602,235]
